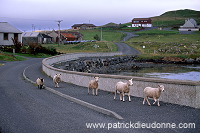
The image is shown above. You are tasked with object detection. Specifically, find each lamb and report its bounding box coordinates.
[36,78,44,89]
[88,77,99,96]
[53,74,61,87]
[143,85,165,106]
[114,78,133,102]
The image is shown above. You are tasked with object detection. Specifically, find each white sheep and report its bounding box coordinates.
[143,85,165,106]
[114,78,133,102]
[53,74,61,87]
[36,78,44,89]
[88,77,99,96]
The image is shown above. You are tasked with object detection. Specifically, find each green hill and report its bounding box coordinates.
[151,9,200,27]
[117,9,200,28]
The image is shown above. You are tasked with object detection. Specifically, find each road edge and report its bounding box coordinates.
[23,65,123,120]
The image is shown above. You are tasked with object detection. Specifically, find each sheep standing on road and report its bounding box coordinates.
[114,79,133,102]
[53,74,61,87]
[88,77,99,96]
[143,85,165,106]
[36,78,44,89]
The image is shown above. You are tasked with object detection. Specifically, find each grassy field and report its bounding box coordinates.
[136,29,179,35]
[126,34,200,59]
[79,29,124,42]
[42,41,117,53]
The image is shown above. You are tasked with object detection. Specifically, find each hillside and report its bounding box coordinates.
[151,9,200,27]
[120,9,200,27]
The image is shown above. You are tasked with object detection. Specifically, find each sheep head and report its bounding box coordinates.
[158,85,164,92]
[128,78,133,86]
[94,77,99,82]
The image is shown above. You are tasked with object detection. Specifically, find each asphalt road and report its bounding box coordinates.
[25,62,200,133]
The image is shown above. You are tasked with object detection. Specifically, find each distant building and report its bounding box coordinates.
[0,22,22,45]
[41,34,53,44]
[72,24,96,30]
[179,18,199,31]
[132,18,152,27]
[22,32,43,45]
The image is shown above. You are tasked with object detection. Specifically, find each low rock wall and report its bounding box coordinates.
[42,53,200,108]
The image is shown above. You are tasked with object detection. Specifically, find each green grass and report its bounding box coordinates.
[79,29,124,42]
[136,29,179,35]
[0,52,26,61]
[126,34,200,59]
[42,42,117,53]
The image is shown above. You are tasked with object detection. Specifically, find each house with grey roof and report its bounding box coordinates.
[72,24,96,30]
[22,32,43,45]
[0,22,22,45]
[179,18,200,31]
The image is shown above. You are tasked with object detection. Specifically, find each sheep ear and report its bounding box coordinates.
[158,85,161,87]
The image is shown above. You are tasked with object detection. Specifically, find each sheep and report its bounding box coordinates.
[143,85,165,106]
[36,78,44,89]
[114,78,133,102]
[53,74,61,87]
[88,77,99,96]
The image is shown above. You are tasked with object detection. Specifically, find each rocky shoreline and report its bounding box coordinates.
[52,55,200,74]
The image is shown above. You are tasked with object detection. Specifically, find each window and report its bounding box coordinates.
[4,33,8,40]
[14,33,18,40]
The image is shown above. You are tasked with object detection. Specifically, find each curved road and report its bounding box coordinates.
[115,32,141,55]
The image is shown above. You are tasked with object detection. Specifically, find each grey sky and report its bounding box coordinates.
[0,0,199,31]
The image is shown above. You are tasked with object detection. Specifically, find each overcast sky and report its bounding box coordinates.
[0,0,199,31]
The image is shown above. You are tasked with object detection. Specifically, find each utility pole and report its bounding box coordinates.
[101,27,102,41]
[56,20,63,46]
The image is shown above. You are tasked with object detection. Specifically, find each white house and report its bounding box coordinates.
[132,18,152,27]
[179,18,200,31]
[0,22,22,45]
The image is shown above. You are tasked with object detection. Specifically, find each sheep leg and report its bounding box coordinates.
[92,88,95,96]
[157,99,160,106]
[57,83,59,88]
[143,98,146,105]
[128,92,131,102]
[146,97,151,106]
[114,90,117,100]
[95,88,98,96]
[153,97,157,105]
[120,92,122,101]
[122,92,125,102]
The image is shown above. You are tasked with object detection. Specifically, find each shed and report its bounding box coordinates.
[0,22,22,46]
[22,32,43,45]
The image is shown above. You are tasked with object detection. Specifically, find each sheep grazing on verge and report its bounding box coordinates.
[53,74,61,87]
[36,78,44,89]
[143,85,165,106]
[114,79,133,102]
[88,77,99,96]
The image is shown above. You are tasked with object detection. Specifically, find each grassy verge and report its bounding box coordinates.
[0,52,26,61]
[42,41,117,53]
[126,34,200,59]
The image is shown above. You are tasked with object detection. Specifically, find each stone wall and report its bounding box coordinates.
[42,53,200,108]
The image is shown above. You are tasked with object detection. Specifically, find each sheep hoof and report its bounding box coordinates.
[129,101,131,102]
